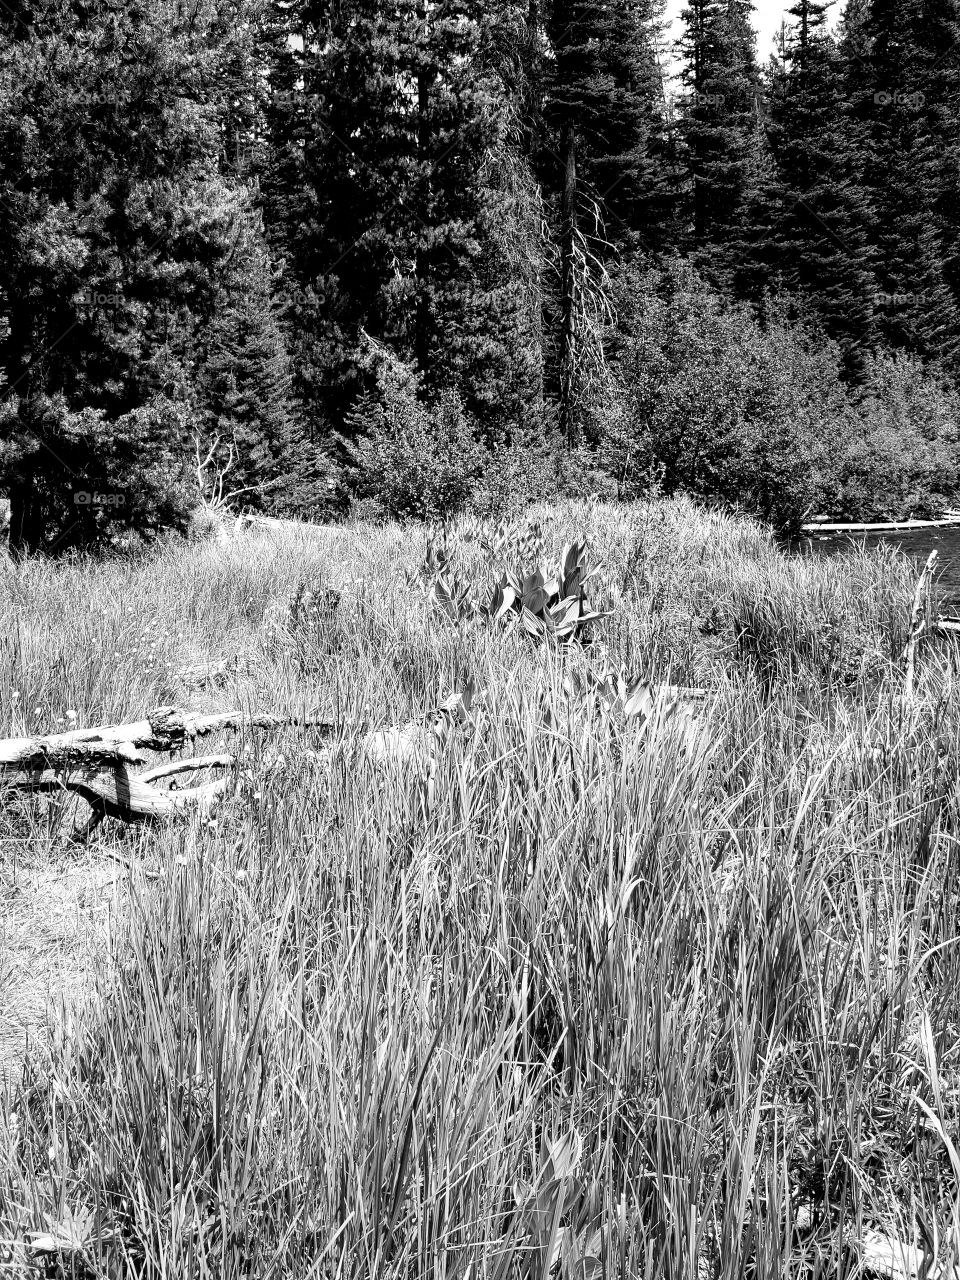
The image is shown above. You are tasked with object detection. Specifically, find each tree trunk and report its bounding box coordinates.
[558,119,578,449]
[415,4,433,376]
[7,467,43,557]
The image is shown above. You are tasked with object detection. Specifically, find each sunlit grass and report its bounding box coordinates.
[1,497,958,1278]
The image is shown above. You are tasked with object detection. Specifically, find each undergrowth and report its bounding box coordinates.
[0,498,958,1279]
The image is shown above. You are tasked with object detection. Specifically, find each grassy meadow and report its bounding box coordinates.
[1,497,960,1278]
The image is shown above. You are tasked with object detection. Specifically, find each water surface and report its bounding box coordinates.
[799,526,960,609]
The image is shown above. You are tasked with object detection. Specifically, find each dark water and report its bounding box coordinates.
[799,526,960,608]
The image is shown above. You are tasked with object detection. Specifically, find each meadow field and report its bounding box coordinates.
[1,498,959,1278]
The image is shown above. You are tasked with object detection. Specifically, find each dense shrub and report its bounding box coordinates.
[0,394,195,553]
[831,354,960,519]
[592,260,847,530]
[343,341,570,521]
[594,259,960,529]
[341,345,486,522]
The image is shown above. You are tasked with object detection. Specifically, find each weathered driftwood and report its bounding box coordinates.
[0,705,332,837]
[803,517,960,533]
[0,706,331,772]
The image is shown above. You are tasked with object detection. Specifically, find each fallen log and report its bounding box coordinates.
[0,705,333,772]
[2,687,480,837]
[20,764,232,822]
[0,706,333,836]
[802,517,960,533]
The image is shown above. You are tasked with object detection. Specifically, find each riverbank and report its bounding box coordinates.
[1,498,959,1277]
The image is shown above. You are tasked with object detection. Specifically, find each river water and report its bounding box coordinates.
[799,526,960,608]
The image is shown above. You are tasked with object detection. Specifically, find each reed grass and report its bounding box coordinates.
[1,497,958,1278]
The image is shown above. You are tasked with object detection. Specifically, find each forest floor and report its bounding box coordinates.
[0,499,959,1278]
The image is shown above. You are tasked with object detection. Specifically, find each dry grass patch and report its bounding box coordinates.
[0,847,125,1084]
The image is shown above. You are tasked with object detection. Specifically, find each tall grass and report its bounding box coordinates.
[1,498,959,1278]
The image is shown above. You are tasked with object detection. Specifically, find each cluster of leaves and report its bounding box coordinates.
[506,1129,608,1280]
[563,665,709,759]
[593,259,960,530]
[341,342,486,523]
[262,576,342,672]
[421,538,608,644]
[475,518,547,571]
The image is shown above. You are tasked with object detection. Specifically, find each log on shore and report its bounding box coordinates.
[802,517,960,533]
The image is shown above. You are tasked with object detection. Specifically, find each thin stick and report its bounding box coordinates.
[139,754,235,783]
[903,550,938,700]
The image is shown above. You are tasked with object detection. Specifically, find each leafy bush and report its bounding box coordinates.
[341,344,486,522]
[593,259,847,530]
[831,353,960,519]
[470,425,562,517]
[594,259,960,529]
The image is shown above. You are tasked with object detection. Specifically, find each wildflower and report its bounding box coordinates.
[66,710,77,724]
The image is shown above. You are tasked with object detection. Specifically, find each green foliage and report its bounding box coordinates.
[0,394,194,553]
[342,345,485,523]
[545,0,674,249]
[0,0,274,552]
[597,260,845,529]
[831,353,960,519]
[191,198,329,520]
[4,0,960,549]
[418,533,609,644]
[596,260,960,528]
[852,0,960,364]
[677,0,764,283]
[281,0,540,438]
[744,0,877,371]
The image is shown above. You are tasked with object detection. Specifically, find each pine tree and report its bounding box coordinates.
[544,0,673,444]
[848,0,960,363]
[191,199,328,518]
[752,0,877,371]
[252,0,309,264]
[676,0,763,286]
[0,0,285,551]
[287,0,541,442]
[547,0,674,247]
